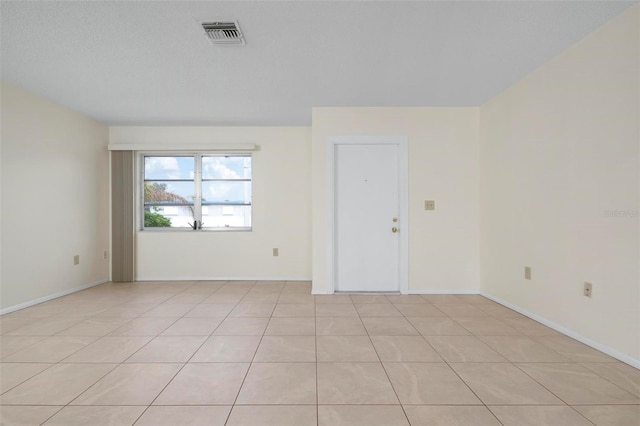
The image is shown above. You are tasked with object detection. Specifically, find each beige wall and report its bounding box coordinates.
[1,81,109,311]
[479,5,639,364]
[109,126,312,280]
[311,108,480,294]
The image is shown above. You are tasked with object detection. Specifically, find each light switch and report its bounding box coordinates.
[425,200,435,211]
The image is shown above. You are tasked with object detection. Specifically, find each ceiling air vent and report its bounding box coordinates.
[202,21,245,45]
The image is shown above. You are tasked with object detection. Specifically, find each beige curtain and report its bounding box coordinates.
[111,150,135,282]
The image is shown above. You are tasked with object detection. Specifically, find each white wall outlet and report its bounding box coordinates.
[73,255,80,265]
[524,266,532,280]
[273,248,279,257]
[103,250,108,260]
[425,200,435,211]
[584,282,593,298]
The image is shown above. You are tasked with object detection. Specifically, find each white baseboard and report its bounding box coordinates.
[313,289,481,295]
[409,289,481,295]
[481,292,640,369]
[0,278,109,316]
[136,276,312,282]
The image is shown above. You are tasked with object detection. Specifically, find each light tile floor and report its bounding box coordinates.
[1,281,639,425]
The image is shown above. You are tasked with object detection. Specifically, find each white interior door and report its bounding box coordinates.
[335,143,400,292]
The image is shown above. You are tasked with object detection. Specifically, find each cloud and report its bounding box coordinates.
[144,156,250,202]
[207,182,234,200]
[202,157,243,179]
[202,157,251,203]
[145,157,180,179]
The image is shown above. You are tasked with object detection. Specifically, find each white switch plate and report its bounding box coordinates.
[524,266,531,280]
[73,255,80,265]
[273,248,279,257]
[425,200,435,211]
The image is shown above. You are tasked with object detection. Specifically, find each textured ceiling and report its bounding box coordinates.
[1,1,636,126]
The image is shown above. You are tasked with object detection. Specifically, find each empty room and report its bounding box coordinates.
[1,1,639,425]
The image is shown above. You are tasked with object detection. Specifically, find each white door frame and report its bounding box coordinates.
[326,136,409,294]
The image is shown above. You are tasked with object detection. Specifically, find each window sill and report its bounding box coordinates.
[139,227,252,233]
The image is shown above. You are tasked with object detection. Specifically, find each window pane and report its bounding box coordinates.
[141,153,252,231]
[201,205,251,228]
[144,156,194,180]
[144,182,194,205]
[202,156,251,179]
[144,205,195,228]
[202,181,251,205]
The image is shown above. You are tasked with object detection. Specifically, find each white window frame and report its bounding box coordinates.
[138,152,252,232]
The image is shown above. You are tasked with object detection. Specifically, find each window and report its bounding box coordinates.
[142,154,252,230]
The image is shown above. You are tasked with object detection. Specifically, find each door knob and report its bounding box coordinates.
[391,227,398,233]
[392,217,398,223]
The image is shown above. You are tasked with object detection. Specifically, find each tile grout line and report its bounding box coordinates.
[408,296,508,424]
[414,297,509,425]
[61,281,202,424]
[123,279,205,421]
[1,290,170,420]
[345,295,416,423]
[102,280,234,425]
[1,283,636,425]
[465,296,606,425]
[223,281,278,425]
[509,362,602,426]
[578,362,640,399]
[131,279,239,425]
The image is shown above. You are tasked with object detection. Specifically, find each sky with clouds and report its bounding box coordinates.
[144,156,251,204]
